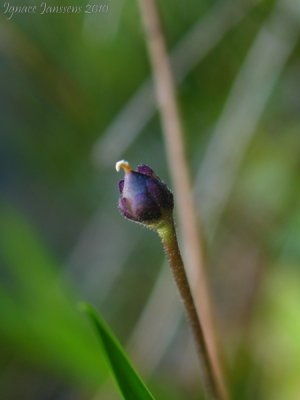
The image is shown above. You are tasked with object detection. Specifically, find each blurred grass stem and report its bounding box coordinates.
[128,0,300,378]
[94,0,253,165]
[136,0,228,399]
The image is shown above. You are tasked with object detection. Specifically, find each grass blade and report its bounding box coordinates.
[81,303,155,400]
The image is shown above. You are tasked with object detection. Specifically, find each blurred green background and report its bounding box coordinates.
[1,0,300,399]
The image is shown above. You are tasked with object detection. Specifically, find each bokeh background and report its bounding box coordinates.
[1,0,300,399]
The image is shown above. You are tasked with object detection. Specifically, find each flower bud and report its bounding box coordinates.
[116,160,173,226]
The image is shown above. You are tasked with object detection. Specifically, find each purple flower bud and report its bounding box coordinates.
[116,160,173,225]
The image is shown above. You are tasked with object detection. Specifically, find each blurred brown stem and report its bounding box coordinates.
[136,0,229,399]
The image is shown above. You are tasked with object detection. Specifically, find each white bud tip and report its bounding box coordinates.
[115,160,131,173]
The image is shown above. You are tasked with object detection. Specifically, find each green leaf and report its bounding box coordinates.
[80,303,156,400]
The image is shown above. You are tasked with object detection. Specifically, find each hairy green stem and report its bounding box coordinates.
[157,218,218,400]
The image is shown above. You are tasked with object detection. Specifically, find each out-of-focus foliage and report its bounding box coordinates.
[1,0,300,399]
[0,205,107,386]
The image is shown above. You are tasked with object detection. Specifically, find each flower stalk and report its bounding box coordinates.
[116,160,221,399]
[156,218,218,399]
